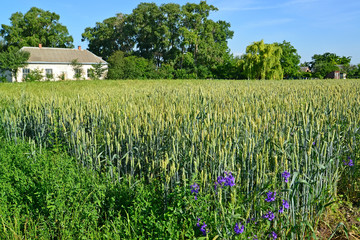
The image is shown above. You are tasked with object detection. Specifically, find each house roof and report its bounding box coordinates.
[20,46,107,65]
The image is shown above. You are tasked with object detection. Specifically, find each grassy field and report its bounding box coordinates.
[0,79,359,239]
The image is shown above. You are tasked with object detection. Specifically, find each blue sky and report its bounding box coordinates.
[1,0,359,64]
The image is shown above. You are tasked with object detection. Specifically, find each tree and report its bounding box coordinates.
[178,1,233,76]
[346,64,360,78]
[0,48,30,82]
[243,40,283,80]
[82,14,133,60]
[82,1,233,79]
[89,62,107,79]
[0,38,5,52]
[274,41,300,78]
[107,51,155,79]
[0,7,73,50]
[309,52,351,78]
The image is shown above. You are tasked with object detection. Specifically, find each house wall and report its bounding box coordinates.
[12,63,108,82]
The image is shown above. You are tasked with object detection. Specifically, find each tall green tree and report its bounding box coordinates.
[82,1,233,79]
[274,40,300,78]
[243,40,283,80]
[178,1,233,75]
[0,7,73,49]
[82,14,133,60]
[0,48,30,82]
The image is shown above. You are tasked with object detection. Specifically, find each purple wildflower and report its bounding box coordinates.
[262,211,275,221]
[215,171,236,188]
[200,222,207,236]
[282,171,291,183]
[279,207,284,214]
[283,200,289,209]
[344,157,354,167]
[190,183,199,200]
[265,191,276,202]
[196,218,201,227]
[313,141,316,146]
[234,223,244,235]
[224,172,235,187]
[279,200,289,213]
[269,231,277,239]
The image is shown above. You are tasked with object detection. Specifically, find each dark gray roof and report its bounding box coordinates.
[21,47,107,65]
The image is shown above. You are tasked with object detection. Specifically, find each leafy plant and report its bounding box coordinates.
[23,68,44,82]
[71,59,84,80]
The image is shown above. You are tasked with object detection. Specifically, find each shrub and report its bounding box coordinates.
[23,68,44,82]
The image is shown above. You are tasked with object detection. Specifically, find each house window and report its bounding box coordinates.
[45,69,53,79]
[75,69,82,77]
[23,68,30,79]
[45,69,53,75]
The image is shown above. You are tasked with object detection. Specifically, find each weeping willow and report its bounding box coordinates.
[243,40,283,80]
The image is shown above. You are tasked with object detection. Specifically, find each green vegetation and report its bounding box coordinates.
[0,47,30,82]
[242,40,283,80]
[0,80,358,239]
[82,1,234,79]
[70,59,84,80]
[0,7,73,49]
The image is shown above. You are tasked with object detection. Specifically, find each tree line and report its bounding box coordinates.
[1,3,360,80]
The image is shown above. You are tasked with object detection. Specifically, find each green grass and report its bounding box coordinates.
[0,138,198,239]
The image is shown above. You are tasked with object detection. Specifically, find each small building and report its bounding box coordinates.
[2,44,107,82]
[326,71,346,79]
[300,67,311,73]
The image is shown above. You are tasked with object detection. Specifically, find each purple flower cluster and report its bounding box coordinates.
[265,191,276,202]
[190,183,200,200]
[269,231,278,239]
[196,218,207,236]
[215,171,235,189]
[262,211,275,221]
[279,200,290,213]
[282,171,291,183]
[343,157,354,167]
[234,223,244,234]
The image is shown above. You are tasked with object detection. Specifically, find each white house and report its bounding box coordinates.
[2,44,107,82]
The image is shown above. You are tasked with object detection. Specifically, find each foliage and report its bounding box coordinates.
[81,14,132,60]
[57,72,66,81]
[274,40,301,79]
[0,7,73,50]
[45,73,54,81]
[345,64,360,78]
[243,40,283,79]
[0,47,30,82]
[82,1,233,79]
[70,59,84,80]
[24,68,44,82]
[309,52,351,78]
[89,62,107,79]
[107,51,155,79]
[0,37,5,52]
[0,74,7,83]
[0,139,196,239]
